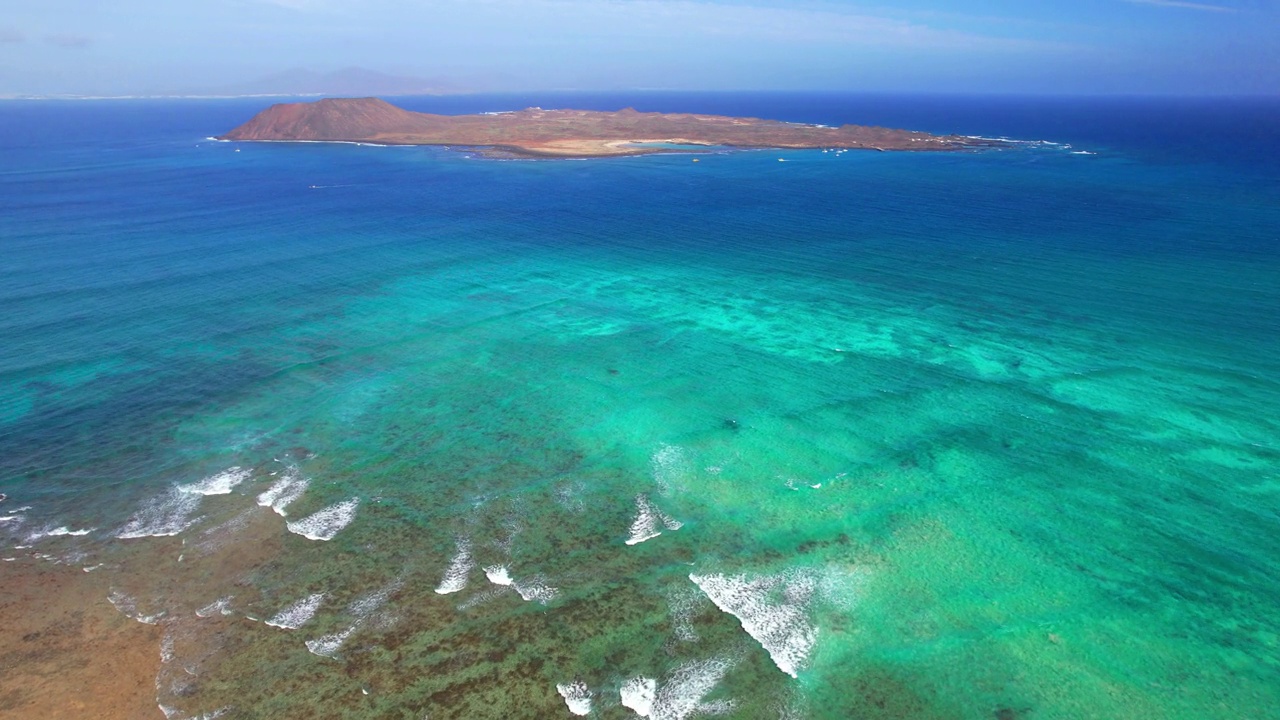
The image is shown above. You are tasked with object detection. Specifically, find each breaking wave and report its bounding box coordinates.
[556,681,593,716]
[264,593,325,629]
[621,676,657,717]
[195,596,235,618]
[25,525,96,542]
[484,565,513,585]
[305,578,403,656]
[179,466,250,496]
[689,571,818,678]
[255,467,308,516]
[306,626,355,658]
[117,488,204,539]
[651,657,735,720]
[514,574,559,604]
[107,589,166,625]
[626,494,682,545]
[435,537,474,594]
[285,497,359,541]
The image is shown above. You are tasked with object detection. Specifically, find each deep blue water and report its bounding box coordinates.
[1,94,1278,720]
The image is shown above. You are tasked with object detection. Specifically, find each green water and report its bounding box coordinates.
[3,97,1279,719]
[90,242,1276,719]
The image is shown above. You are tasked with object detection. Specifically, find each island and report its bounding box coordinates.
[219,97,1001,158]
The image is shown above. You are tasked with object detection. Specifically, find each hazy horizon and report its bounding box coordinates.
[2,0,1277,98]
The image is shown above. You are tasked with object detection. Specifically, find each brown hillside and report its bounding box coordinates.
[220,97,1000,157]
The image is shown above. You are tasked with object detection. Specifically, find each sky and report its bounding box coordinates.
[1,0,1277,96]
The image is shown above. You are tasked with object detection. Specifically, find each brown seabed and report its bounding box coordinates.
[0,558,163,719]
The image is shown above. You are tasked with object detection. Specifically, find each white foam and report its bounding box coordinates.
[651,444,689,496]
[456,586,510,611]
[255,468,308,516]
[496,513,524,554]
[305,578,402,649]
[348,579,402,618]
[650,657,735,720]
[774,696,805,720]
[179,467,250,496]
[484,565,513,586]
[556,681,593,716]
[626,495,663,546]
[689,571,818,678]
[188,509,254,556]
[514,575,559,604]
[117,488,204,539]
[49,525,95,536]
[195,596,234,618]
[160,630,176,663]
[107,589,166,625]
[621,676,657,717]
[264,592,325,629]
[286,498,359,541]
[25,525,96,542]
[626,495,683,546]
[665,585,705,642]
[693,699,735,716]
[305,626,355,658]
[434,537,474,594]
[166,709,227,720]
[555,481,586,513]
[964,134,1028,143]
[815,565,868,612]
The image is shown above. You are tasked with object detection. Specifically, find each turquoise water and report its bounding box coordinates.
[1,95,1278,719]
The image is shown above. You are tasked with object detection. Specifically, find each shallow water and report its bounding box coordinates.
[1,94,1278,719]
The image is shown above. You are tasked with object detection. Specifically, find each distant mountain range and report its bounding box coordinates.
[189,68,464,97]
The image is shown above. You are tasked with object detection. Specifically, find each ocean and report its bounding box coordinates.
[1,93,1278,719]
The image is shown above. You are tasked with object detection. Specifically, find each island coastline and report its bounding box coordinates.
[218,97,1006,159]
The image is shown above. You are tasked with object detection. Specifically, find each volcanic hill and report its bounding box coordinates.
[219,97,998,157]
